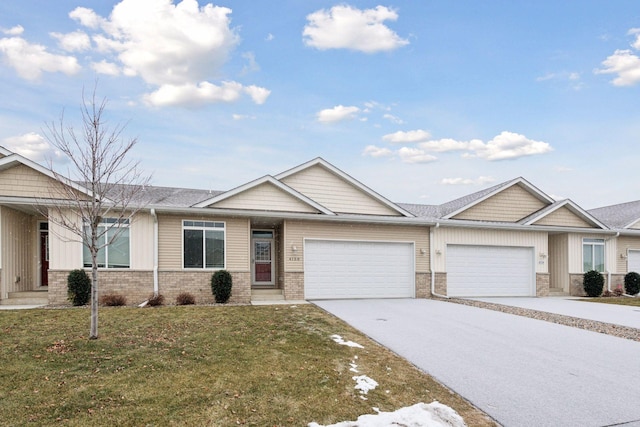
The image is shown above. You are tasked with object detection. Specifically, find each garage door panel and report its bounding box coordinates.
[447,245,534,297]
[304,240,414,299]
[628,250,640,273]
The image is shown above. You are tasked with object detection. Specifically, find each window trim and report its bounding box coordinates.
[582,238,605,273]
[182,220,227,270]
[82,218,131,269]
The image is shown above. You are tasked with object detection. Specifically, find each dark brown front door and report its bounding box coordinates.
[40,230,49,287]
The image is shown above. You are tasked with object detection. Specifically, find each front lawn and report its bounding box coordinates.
[581,297,640,307]
[0,305,494,426]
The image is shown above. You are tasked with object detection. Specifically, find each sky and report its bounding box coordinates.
[0,0,639,209]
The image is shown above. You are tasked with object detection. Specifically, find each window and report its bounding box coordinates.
[583,238,604,272]
[183,221,225,269]
[83,218,130,268]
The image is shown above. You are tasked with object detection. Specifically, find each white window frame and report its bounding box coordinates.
[182,220,226,270]
[83,218,131,269]
[582,238,605,273]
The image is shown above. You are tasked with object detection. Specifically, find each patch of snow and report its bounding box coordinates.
[352,375,378,394]
[308,401,467,427]
[330,334,364,348]
[349,363,359,373]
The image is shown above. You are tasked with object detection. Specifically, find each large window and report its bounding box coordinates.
[183,221,225,269]
[83,218,130,268]
[583,238,604,272]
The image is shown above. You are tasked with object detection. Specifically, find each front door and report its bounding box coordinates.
[39,224,49,287]
[252,230,274,286]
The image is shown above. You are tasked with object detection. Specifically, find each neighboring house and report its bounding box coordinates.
[0,145,631,306]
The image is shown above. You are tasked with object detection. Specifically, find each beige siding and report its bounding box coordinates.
[281,165,401,216]
[548,234,569,291]
[283,220,429,273]
[0,164,80,199]
[211,182,319,213]
[453,184,548,222]
[567,233,616,274]
[616,235,640,273]
[533,207,592,228]
[432,226,548,273]
[48,209,82,270]
[158,214,250,271]
[0,206,37,295]
[130,212,154,269]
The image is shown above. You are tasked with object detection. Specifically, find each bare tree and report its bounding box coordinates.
[44,87,151,339]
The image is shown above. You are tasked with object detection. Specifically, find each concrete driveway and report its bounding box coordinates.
[314,299,640,427]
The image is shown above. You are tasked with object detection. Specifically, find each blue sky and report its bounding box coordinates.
[0,0,639,208]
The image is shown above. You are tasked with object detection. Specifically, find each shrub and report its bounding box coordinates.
[100,293,127,306]
[602,289,612,297]
[583,270,604,297]
[211,270,233,303]
[147,294,165,307]
[614,285,624,297]
[67,269,91,306]
[176,292,196,306]
[624,272,640,295]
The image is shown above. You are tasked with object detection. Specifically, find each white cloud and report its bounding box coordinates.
[397,147,437,164]
[597,49,640,86]
[69,6,105,29]
[0,36,80,80]
[317,105,360,123]
[362,145,393,158]
[441,176,495,185]
[265,33,274,41]
[65,0,269,106]
[2,25,24,36]
[91,59,120,75]
[50,30,91,52]
[232,114,255,120]
[418,138,480,153]
[382,113,404,124]
[303,5,409,53]
[2,132,65,162]
[382,129,431,144]
[143,81,244,107]
[244,85,271,105]
[472,131,552,160]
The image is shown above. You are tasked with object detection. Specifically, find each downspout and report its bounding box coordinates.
[605,232,620,292]
[151,208,159,296]
[430,223,449,298]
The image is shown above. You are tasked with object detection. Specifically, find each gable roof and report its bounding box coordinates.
[0,147,97,201]
[520,199,608,229]
[588,200,640,229]
[192,175,335,214]
[275,157,414,217]
[439,177,555,220]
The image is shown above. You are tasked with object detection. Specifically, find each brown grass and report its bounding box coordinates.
[581,297,640,307]
[0,305,495,426]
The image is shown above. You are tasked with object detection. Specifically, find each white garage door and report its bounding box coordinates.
[628,250,640,273]
[447,245,534,297]
[304,240,414,299]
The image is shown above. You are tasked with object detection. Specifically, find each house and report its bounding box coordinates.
[0,145,636,306]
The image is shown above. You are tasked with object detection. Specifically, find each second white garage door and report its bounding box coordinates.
[446,245,535,297]
[304,240,415,299]
[628,250,640,274]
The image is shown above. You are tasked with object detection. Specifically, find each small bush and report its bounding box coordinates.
[613,285,624,297]
[147,294,165,307]
[176,292,196,305]
[583,270,604,297]
[67,269,91,306]
[602,289,613,297]
[100,293,127,306]
[211,270,233,303]
[624,272,640,295]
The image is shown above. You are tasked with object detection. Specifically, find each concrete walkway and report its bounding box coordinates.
[470,297,640,329]
[0,304,46,310]
[315,299,640,427]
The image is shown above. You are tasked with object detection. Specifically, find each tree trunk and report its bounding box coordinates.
[89,247,99,339]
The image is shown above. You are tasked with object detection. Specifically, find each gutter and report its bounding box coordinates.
[430,223,449,299]
[151,208,159,297]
